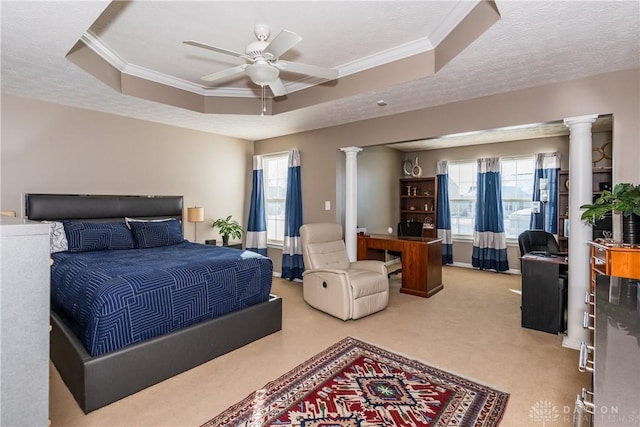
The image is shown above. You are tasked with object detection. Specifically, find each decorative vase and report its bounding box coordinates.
[622,213,640,245]
[411,157,423,177]
[222,235,230,246]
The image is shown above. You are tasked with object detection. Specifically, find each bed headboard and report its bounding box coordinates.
[25,194,184,223]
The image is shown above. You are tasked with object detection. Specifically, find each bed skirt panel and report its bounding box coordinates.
[51,295,282,413]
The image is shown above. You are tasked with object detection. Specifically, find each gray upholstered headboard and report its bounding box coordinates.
[25,194,184,223]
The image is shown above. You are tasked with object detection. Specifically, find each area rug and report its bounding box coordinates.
[201,337,509,426]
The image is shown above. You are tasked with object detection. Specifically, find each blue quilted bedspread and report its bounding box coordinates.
[50,242,273,357]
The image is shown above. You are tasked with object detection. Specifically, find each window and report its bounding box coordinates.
[448,161,477,236]
[263,153,288,245]
[447,156,534,238]
[501,157,534,239]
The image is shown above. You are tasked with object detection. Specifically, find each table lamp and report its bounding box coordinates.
[187,206,204,242]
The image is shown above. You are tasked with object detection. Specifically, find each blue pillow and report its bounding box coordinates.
[64,221,135,252]
[129,218,184,248]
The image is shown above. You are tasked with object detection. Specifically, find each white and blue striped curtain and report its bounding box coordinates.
[472,157,509,272]
[436,160,453,264]
[530,152,561,233]
[282,148,304,280]
[246,155,267,256]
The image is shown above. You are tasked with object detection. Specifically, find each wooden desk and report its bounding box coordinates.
[357,234,443,298]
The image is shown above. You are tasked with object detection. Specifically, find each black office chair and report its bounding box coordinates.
[518,230,564,257]
[388,221,424,277]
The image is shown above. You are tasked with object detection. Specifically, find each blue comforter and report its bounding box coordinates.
[51,242,273,356]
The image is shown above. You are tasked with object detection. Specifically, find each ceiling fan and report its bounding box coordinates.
[183,24,338,97]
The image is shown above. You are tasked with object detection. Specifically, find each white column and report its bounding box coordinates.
[563,114,597,350]
[340,146,362,261]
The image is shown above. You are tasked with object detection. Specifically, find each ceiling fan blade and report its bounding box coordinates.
[201,64,247,82]
[275,60,338,80]
[263,29,302,59]
[268,78,287,97]
[183,40,247,60]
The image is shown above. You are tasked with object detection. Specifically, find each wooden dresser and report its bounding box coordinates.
[576,242,640,426]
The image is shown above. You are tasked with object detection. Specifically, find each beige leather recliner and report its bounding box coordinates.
[300,223,389,320]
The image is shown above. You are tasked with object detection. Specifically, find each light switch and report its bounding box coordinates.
[324,201,331,211]
[531,201,541,213]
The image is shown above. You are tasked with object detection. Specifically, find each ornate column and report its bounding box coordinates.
[340,147,362,261]
[563,114,597,350]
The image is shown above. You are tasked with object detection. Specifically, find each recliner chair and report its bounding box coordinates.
[300,223,389,320]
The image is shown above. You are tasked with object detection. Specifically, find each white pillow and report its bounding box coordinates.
[124,217,174,229]
[42,221,68,253]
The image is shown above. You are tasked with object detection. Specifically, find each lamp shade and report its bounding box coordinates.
[187,207,204,223]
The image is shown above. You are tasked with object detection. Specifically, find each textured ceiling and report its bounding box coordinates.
[1,1,638,145]
[90,1,458,90]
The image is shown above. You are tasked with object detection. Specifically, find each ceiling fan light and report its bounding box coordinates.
[246,63,279,85]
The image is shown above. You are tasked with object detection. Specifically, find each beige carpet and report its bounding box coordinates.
[49,266,589,426]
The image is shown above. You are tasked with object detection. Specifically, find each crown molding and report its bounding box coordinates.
[79,28,443,99]
[80,31,127,71]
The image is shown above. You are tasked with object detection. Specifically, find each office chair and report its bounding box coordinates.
[518,230,566,257]
[389,221,424,277]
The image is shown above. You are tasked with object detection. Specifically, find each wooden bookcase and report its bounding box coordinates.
[557,167,612,252]
[399,177,438,238]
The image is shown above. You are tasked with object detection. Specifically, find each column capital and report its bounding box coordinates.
[563,114,598,127]
[340,146,363,154]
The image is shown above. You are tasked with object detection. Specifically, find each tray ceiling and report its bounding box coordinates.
[1,1,638,145]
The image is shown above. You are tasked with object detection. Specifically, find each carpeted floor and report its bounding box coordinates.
[202,336,509,426]
[49,266,589,426]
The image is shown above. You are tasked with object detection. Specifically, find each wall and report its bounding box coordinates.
[0,95,253,244]
[2,68,636,275]
[356,147,403,235]
[255,68,640,271]
[356,134,611,269]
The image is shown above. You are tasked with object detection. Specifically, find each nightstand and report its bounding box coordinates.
[205,239,242,249]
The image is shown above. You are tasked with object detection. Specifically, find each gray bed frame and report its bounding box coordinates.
[26,194,282,413]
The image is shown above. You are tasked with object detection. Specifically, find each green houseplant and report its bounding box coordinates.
[211,215,244,246]
[580,182,640,244]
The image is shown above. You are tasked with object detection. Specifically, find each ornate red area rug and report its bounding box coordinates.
[201,337,509,426]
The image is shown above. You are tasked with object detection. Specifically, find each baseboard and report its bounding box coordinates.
[449,261,521,275]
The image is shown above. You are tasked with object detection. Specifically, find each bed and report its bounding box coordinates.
[26,193,282,413]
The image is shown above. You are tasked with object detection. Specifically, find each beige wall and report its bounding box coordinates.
[412,136,569,175]
[1,68,637,274]
[257,67,638,185]
[256,68,639,271]
[356,147,403,235]
[0,95,253,244]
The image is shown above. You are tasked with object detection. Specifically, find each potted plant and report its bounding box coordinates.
[580,182,640,244]
[211,215,244,246]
